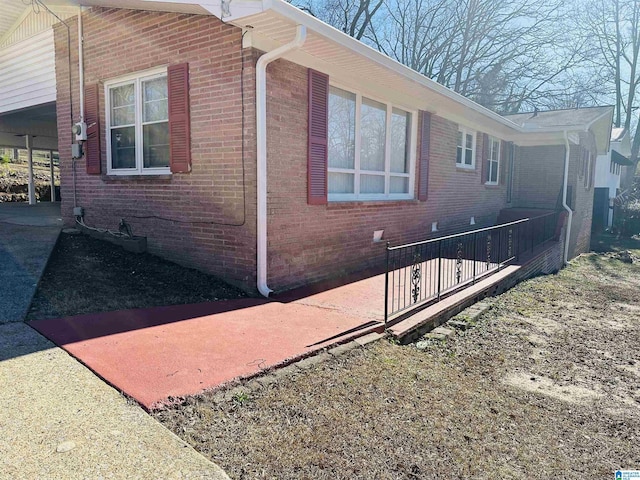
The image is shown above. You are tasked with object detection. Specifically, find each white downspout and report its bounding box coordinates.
[562,131,573,265]
[78,6,85,123]
[256,25,307,297]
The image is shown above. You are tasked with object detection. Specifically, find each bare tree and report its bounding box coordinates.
[371,0,581,113]
[577,0,640,175]
[294,0,383,40]
[293,0,582,114]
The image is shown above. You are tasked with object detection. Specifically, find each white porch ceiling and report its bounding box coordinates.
[0,0,28,40]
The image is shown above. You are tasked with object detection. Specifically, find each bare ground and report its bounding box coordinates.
[26,232,246,320]
[0,162,60,202]
[156,236,640,479]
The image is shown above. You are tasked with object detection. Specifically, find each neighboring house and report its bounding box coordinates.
[592,127,633,231]
[3,0,613,294]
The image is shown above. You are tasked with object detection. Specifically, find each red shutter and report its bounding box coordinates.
[307,69,329,205]
[499,140,508,185]
[85,83,101,175]
[168,63,191,173]
[481,133,489,183]
[418,111,431,201]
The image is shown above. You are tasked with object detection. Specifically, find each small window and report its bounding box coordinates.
[456,128,475,168]
[106,69,170,175]
[486,136,500,184]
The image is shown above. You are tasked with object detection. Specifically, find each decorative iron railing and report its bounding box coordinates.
[384,211,561,325]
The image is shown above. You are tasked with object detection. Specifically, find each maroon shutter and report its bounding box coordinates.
[499,140,508,185]
[418,111,431,201]
[481,133,489,183]
[168,63,191,173]
[85,84,101,175]
[307,69,329,205]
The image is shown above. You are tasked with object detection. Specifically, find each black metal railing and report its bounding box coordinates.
[384,211,561,325]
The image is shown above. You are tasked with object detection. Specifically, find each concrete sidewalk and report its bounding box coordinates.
[32,299,383,409]
[0,203,62,323]
[0,322,230,479]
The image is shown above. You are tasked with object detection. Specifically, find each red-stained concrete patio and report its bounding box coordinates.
[30,278,386,410]
[28,254,538,410]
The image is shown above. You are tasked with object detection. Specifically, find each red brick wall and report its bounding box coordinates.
[54,8,258,289]
[265,59,510,290]
[569,132,597,257]
[512,145,565,210]
[54,8,586,293]
[512,136,596,260]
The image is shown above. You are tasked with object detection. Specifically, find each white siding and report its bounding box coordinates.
[0,30,56,114]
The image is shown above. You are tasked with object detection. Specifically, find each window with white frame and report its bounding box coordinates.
[327,86,414,200]
[456,128,475,168]
[106,69,170,175]
[486,136,500,184]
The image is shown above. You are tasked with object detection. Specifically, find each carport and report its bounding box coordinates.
[0,104,59,204]
[0,0,68,205]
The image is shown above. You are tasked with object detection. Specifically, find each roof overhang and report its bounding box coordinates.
[612,149,633,166]
[39,0,614,150]
[0,102,58,149]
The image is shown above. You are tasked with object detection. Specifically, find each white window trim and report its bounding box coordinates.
[485,136,500,185]
[327,83,417,202]
[105,66,171,176]
[456,127,476,170]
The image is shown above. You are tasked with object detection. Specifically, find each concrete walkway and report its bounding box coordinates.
[0,203,62,323]
[0,322,230,479]
[0,204,230,478]
[32,299,383,409]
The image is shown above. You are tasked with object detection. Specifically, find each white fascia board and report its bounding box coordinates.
[266,0,524,132]
[195,0,266,21]
[244,29,520,140]
[510,130,580,147]
[244,2,613,142]
[586,108,614,155]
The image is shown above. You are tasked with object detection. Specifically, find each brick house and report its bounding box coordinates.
[7,0,611,294]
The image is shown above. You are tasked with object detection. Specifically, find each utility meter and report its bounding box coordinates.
[72,121,87,142]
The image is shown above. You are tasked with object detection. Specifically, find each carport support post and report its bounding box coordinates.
[26,135,36,205]
[49,150,55,202]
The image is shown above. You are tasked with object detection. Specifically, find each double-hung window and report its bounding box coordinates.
[106,68,170,175]
[456,128,475,168]
[327,86,415,201]
[486,136,500,184]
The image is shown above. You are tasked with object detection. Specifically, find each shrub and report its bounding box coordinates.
[614,178,640,236]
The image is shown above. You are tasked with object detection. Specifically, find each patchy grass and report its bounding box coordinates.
[590,231,640,253]
[156,240,640,479]
[26,233,246,320]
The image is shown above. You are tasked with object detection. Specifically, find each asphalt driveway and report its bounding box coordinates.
[0,203,62,323]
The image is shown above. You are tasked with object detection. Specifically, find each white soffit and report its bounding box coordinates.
[238,9,533,141]
[0,0,29,39]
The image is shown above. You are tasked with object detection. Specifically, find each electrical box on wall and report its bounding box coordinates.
[72,122,87,142]
[71,143,83,159]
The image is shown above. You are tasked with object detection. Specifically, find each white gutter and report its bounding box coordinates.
[561,131,573,265]
[78,6,85,123]
[256,24,307,297]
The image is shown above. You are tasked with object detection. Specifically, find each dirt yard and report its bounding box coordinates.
[0,160,59,202]
[26,233,246,320]
[156,235,640,479]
